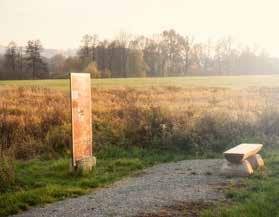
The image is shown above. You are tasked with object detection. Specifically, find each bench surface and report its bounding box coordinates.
[224,143,263,163]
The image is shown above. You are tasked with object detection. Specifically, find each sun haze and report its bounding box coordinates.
[0,0,278,56]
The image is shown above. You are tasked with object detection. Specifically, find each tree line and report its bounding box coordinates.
[1,29,279,80]
[0,40,48,79]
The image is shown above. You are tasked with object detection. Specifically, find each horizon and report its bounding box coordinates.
[1,0,279,57]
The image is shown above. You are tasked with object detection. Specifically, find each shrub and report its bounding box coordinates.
[45,123,71,156]
[0,149,15,192]
[101,68,111,78]
[84,62,100,78]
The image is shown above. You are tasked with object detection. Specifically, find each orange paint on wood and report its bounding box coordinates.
[70,73,92,166]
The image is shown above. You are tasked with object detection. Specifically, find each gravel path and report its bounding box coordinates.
[12,159,233,217]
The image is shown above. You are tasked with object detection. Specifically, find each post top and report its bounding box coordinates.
[70,72,91,78]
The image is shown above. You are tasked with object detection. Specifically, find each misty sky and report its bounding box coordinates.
[1,0,279,56]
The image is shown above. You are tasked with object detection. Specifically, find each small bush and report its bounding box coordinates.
[45,123,71,156]
[84,62,100,78]
[0,153,15,192]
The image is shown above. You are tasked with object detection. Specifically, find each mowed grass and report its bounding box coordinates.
[201,149,279,217]
[3,147,278,217]
[0,146,191,217]
[2,75,279,90]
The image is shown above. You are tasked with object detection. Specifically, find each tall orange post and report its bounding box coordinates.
[70,73,96,173]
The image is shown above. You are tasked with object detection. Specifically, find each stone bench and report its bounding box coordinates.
[221,143,264,177]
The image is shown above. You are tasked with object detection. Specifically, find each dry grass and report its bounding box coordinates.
[1,86,279,160]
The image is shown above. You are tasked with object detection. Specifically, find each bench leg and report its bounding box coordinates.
[247,154,264,169]
[221,160,253,177]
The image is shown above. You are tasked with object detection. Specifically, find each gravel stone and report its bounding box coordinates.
[11,159,233,217]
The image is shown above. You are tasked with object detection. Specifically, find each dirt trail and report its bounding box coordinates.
[12,159,234,217]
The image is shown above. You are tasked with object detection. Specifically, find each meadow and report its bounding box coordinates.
[1,75,279,216]
[1,75,279,90]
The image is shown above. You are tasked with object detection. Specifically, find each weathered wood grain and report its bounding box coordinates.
[70,73,92,167]
[224,143,263,163]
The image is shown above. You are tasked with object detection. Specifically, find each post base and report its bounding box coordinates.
[70,156,96,174]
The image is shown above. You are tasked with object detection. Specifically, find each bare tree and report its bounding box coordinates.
[115,31,131,77]
[3,42,25,79]
[4,42,17,78]
[181,36,194,75]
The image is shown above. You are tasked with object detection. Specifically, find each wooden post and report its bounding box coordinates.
[70,73,96,173]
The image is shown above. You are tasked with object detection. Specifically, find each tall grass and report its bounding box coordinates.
[0,85,278,187]
[1,86,279,161]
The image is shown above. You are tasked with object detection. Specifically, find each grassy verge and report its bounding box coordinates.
[0,146,193,217]
[201,149,279,217]
[1,148,279,217]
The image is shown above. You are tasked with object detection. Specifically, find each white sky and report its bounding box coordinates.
[0,0,279,56]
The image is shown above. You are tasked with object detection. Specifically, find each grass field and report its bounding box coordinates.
[201,149,279,217]
[1,75,279,217]
[1,75,279,90]
[0,147,192,217]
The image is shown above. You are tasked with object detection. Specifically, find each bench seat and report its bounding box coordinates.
[224,143,263,163]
